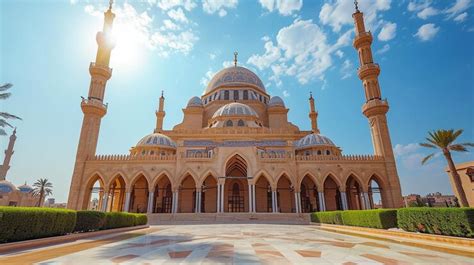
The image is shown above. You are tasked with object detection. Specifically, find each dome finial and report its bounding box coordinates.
[354,0,360,12]
[234,51,238,67]
[309,91,313,100]
[108,0,114,11]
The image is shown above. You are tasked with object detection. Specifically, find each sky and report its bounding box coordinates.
[1,0,473,203]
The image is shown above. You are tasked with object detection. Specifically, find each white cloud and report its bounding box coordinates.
[283,90,290,97]
[394,143,420,157]
[378,22,396,41]
[157,0,197,11]
[341,59,353,79]
[454,12,468,22]
[335,50,344,58]
[167,8,188,23]
[445,0,471,20]
[319,0,391,32]
[247,41,281,70]
[202,0,238,17]
[200,69,216,87]
[417,7,439,19]
[376,43,390,54]
[162,19,180,30]
[407,1,430,12]
[259,0,303,16]
[415,23,439,41]
[209,53,217,60]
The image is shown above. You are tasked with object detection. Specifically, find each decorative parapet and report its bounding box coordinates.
[295,154,384,161]
[257,151,293,160]
[180,151,213,159]
[91,154,176,161]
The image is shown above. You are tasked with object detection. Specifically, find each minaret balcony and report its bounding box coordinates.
[89,62,112,79]
[362,98,389,117]
[353,31,372,49]
[358,63,380,80]
[81,97,107,117]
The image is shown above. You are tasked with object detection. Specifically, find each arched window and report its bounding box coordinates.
[317,150,322,155]
[224,90,229,100]
[225,120,233,127]
[243,90,248,100]
[233,90,239,100]
[237,119,245,127]
[326,150,330,155]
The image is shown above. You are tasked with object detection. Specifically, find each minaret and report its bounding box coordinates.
[308,92,320,134]
[352,2,402,208]
[67,1,116,210]
[0,128,17,181]
[154,91,165,133]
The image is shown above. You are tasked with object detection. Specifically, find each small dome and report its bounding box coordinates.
[136,133,177,149]
[187,96,202,107]
[18,182,33,193]
[204,66,265,95]
[296,133,336,149]
[268,96,285,107]
[0,180,17,194]
[212,102,259,119]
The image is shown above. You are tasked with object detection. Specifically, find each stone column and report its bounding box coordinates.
[359,192,366,209]
[101,190,109,212]
[147,192,154,213]
[318,192,326,211]
[294,192,300,213]
[274,190,279,212]
[363,192,371,209]
[172,191,179,213]
[220,184,225,212]
[340,191,348,210]
[124,191,131,212]
[248,184,253,212]
[252,184,256,213]
[195,189,201,213]
[216,184,221,213]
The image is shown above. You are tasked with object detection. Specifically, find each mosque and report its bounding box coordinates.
[66,3,403,219]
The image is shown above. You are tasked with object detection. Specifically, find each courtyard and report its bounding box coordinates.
[1,224,472,264]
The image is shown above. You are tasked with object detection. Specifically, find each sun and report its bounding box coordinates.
[109,21,145,70]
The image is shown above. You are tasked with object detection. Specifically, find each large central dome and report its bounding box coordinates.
[204,66,265,95]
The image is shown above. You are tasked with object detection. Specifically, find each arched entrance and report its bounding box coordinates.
[178,174,196,213]
[152,175,173,213]
[83,174,105,211]
[368,175,384,208]
[277,174,294,213]
[324,175,342,211]
[130,175,149,213]
[300,175,319,213]
[202,174,217,213]
[108,175,126,212]
[224,155,248,212]
[346,175,363,210]
[255,175,272,212]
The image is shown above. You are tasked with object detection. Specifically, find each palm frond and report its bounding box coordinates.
[449,144,468,152]
[0,83,13,91]
[0,119,13,128]
[459,143,474,147]
[421,153,435,165]
[0,128,6,136]
[452,129,464,141]
[0,112,22,120]
[420,142,437,149]
[0,92,11,100]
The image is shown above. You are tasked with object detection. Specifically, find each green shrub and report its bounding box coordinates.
[340,209,398,229]
[311,211,343,224]
[397,207,474,238]
[102,212,138,229]
[74,211,106,232]
[133,213,148,225]
[0,207,76,243]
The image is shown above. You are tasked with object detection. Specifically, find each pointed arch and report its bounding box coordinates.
[130,171,152,191]
[367,173,386,209]
[178,174,197,213]
[151,172,173,213]
[176,169,199,188]
[81,172,106,210]
[323,173,342,211]
[300,174,319,213]
[151,169,173,190]
[225,153,248,177]
[253,169,274,188]
[107,173,127,212]
[201,173,217,213]
[255,172,273,212]
[321,171,343,188]
[129,173,149,213]
[198,169,219,187]
[275,171,296,187]
[107,171,129,188]
[276,173,295,213]
[345,174,364,210]
[298,170,320,189]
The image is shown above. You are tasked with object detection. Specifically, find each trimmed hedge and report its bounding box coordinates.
[0,207,76,243]
[74,211,106,232]
[341,209,398,229]
[311,211,343,225]
[102,212,147,229]
[397,207,474,238]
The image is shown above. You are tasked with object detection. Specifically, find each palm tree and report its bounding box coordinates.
[420,129,474,207]
[33,178,53,207]
[1,83,22,136]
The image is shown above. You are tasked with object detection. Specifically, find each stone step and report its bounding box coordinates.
[147,213,311,225]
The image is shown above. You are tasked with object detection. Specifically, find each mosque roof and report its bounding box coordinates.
[136,133,177,149]
[212,102,259,119]
[295,133,336,149]
[204,66,265,95]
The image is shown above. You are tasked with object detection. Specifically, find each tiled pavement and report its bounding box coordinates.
[2,224,473,264]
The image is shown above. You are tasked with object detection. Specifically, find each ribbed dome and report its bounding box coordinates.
[204,66,265,95]
[187,96,202,107]
[268,96,285,107]
[136,133,177,149]
[18,182,33,193]
[0,180,17,193]
[296,133,335,149]
[212,102,258,119]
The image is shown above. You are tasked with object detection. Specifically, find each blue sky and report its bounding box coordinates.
[1,0,473,202]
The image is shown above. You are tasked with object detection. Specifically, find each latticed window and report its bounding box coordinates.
[237,119,245,127]
[225,120,233,127]
[224,90,230,100]
[233,90,239,100]
[243,90,248,100]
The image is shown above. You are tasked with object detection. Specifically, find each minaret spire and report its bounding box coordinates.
[308,92,319,134]
[0,128,17,181]
[354,0,359,12]
[155,91,166,133]
[68,2,116,210]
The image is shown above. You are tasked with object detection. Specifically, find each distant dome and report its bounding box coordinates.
[0,180,17,194]
[18,182,33,193]
[296,133,336,149]
[212,102,259,119]
[187,96,202,107]
[204,66,265,95]
[268,96,285,107]
[136,133,177,149]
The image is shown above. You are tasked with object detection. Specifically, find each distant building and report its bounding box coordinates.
[403,193,457,207]
[44,198,56,207]
[446,161,474,207]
